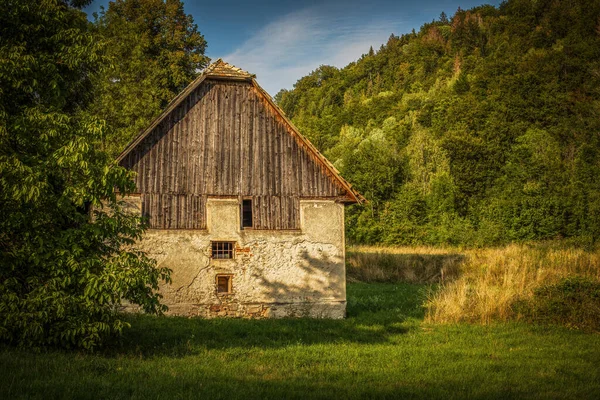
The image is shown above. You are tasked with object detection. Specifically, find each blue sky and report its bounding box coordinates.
[85,0,501,95]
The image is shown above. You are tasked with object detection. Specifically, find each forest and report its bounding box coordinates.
[276,0,600,246]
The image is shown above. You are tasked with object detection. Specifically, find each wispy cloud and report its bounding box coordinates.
[222,4,401,95]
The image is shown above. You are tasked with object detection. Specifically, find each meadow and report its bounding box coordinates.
[348,244,600,328]
[1,245,600,399]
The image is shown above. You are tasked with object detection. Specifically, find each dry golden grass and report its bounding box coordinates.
[426,244,600,324]
[348,244,600,325]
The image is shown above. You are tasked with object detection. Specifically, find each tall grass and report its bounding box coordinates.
[425,244,600,324]
[348,244,600,326]
[346,246,464,283]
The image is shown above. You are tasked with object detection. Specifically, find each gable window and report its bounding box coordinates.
[216,275,232,294]
[241,199,253,229]
[211,241,234,259]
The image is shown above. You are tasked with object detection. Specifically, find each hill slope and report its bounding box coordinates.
[276,0,600,246]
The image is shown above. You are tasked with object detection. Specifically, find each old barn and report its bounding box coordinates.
[117,59,364,318]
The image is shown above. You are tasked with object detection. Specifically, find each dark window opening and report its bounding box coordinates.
[211,241,234,259]
[216,275,232,294]
[242,199,253,228]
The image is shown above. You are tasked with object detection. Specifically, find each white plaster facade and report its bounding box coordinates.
[129,197,347,318]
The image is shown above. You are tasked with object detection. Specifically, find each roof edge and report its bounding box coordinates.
[251,78,365,204]
[117,58,251,163]
[115,60,365,205]
[116,73,208,163]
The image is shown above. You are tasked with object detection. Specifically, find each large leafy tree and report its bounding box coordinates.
[0,0,170,349]
[92,0,209,156]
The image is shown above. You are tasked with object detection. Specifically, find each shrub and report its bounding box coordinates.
[515,277,600,332]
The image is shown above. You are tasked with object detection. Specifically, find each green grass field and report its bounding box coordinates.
[1,282,599,399]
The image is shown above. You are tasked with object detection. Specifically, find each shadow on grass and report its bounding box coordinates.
[104,283,433,357]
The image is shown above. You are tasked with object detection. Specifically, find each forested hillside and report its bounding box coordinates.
[276,0,600,246]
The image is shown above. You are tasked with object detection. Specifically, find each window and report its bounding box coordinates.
[242,199,253,228]
[211,241,234,259]
[216,275,232,294]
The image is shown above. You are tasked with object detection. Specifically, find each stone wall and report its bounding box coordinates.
[130,198,346,318]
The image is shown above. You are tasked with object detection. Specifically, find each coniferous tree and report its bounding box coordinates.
[92,0,209,156]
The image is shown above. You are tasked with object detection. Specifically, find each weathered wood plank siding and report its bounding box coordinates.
[120,79,346,230]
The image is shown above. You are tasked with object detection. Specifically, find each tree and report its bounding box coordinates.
[0,0,170,350]
[92,0,209,156]
[439,11,449,24]
[279,0,600,246]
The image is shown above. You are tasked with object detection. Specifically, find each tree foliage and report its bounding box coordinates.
[0,0,170,350]
[277,0,600,246]
[91,0,209,156]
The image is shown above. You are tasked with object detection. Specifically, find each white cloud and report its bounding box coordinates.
[222,5,400,96]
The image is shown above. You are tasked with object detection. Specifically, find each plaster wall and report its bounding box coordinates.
[131,198,346,318]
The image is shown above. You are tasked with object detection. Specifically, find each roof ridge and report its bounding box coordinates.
[205,58,254,79]
[202,58,222,74]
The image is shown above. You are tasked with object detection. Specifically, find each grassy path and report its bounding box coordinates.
[1,283,599,399]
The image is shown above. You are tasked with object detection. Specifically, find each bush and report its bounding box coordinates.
[516,277,600,332]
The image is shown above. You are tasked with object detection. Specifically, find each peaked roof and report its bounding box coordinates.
[117,59,365,204]
[204,59,254,79]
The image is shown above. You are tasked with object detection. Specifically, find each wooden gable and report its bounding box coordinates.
[118,60,363,230]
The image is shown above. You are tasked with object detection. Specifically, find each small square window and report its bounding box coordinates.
[211,241,234,259]
[216,275,232,294]
[242,199,253,229]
